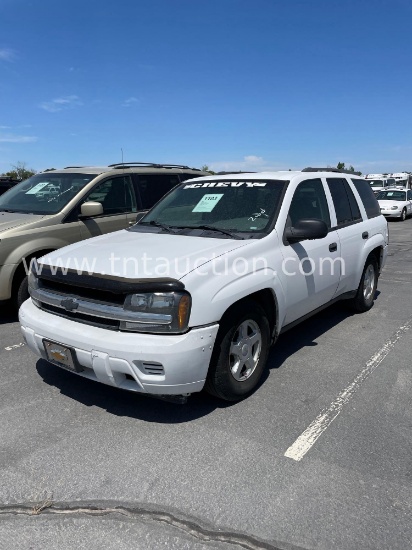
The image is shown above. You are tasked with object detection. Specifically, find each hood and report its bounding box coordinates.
[0,211,45,233]
[38,229,251,280]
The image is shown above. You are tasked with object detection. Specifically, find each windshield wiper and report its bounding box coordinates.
[139,220,177,233]
[177,224,243,240]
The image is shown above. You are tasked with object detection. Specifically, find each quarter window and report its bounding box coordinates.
[351,179,381,219]
[327,178,362,226]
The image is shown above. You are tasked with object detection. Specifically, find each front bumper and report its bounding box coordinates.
[19,299,219,395]
[380,209,402,218]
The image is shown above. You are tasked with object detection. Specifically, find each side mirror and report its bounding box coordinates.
[284,219,328,244]
[79,201,103,218]
[135,211,147,223]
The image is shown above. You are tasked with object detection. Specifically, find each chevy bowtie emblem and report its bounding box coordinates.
[61,298,79,311]
[50,349,67,362]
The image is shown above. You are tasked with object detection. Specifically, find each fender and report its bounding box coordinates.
[1,237,72,268]
[356,234,384,284]
[182,234,287,332]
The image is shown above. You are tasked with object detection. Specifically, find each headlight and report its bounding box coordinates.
[121,292,191,334]
[391,206,399,210]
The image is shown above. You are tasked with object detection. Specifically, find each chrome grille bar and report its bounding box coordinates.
[31,287,172,324]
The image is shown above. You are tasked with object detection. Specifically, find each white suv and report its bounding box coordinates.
[19,168,388,402]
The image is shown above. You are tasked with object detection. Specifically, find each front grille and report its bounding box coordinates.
[40,303,120,330]
[39,278,125,306]
[32,265,185,333]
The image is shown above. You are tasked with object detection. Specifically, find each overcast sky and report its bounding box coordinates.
[1,0,411,175]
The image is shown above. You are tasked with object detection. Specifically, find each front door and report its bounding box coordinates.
[278,178,341,325]
[79,176,137,239]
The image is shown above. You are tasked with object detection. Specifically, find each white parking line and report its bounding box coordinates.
[284,317,412,462]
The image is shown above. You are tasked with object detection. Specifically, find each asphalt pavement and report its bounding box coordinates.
[0,218,411,550]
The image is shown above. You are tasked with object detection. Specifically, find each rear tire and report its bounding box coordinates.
[205,300,270,401]
[351,256,378,313]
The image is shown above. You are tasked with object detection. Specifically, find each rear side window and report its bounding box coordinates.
[326,178,362,227]
[136,174,180,209]
[351,179,381,218]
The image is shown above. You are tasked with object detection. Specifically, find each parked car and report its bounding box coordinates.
[20,168,388,402]
[376,188,412,220]
[0,163,209,307]
[0,176,20,196]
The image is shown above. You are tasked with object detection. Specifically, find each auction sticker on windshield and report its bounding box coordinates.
[26,182,50,194]
[192,194,224,212]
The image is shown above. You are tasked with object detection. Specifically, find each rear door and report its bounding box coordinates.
[326,177,365,295]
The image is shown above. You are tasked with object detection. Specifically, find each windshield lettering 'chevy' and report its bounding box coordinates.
[184,182,268,188]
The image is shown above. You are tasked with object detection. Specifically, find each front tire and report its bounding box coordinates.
[351,256,378,313]
[205,301,270,401]
[400,208,407,221]
[15,274,29,310]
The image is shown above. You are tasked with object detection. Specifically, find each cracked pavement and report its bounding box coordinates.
[0,219,411,549]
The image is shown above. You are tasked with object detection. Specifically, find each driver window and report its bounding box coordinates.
[83,176,136,215]
[287,178,331,228]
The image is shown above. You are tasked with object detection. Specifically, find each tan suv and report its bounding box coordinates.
[0,162,208,307]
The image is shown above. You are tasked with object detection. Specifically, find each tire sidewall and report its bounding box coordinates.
[16,275,29,309]
[208,302,270,401]
[358,257,378,311]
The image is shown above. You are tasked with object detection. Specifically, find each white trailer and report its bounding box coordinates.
[390,173,411,189]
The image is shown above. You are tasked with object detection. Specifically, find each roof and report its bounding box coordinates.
[183,169,362,183]
[41,163,207,175]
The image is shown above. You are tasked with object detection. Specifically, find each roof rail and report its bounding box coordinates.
[215,171,257,175]
[63,166,86,169]
[302,167,362,176]
[108,162,202,171]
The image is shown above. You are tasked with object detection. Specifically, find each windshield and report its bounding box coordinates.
[376,190,407,201]
[140,179,287,235]
[368,180,383,187]
[0,173,97,214]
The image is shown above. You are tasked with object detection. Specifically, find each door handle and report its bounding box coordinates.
[362,231,369,239]
[329,242,337,252]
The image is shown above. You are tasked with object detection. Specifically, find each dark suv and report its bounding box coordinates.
[0,176,21,196]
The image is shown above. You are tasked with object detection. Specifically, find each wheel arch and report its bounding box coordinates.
[218,288,279,344]
[11,248,56,293]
